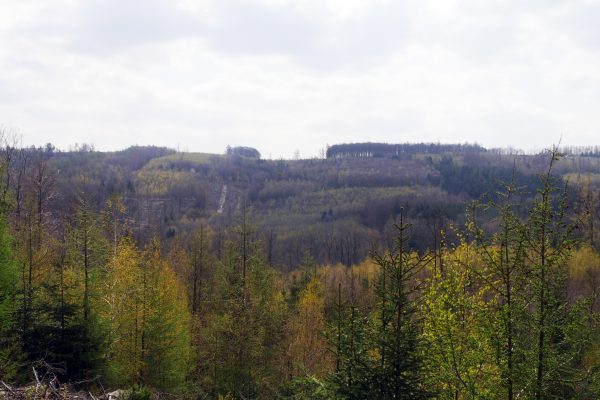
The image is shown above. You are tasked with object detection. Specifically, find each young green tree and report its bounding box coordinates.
[370,211,431,399]
[101,236,191,392]
[188,222,213,316]
[468,149,598,399]
[102,236,144,386]
[67,199,107,323]
[141,239,191,391]
[285,276,331,379]
[329,304,374,399]
[423,241,500,399]
[197,206,287,399]
[26,239,102,381]
[468,174,530,400]
[0,214,19,380]
[524,150,582,399]
[64,198,109,379]
[328,210,431,399]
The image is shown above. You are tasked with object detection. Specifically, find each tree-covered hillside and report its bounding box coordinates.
[18,141,600,269]
[3,141,600,398]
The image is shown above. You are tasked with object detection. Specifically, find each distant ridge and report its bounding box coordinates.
[326,142,486,159]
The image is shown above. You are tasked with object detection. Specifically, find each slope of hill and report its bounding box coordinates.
[12,142,600,270]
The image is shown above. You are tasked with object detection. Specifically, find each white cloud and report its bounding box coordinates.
[0,0,599,158]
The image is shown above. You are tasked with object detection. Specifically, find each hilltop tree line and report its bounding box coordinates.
[326,142,486,159]
[226,146,261,159]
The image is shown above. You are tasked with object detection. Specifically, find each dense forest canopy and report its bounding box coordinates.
[10,140,595,269]
[326,142,486,159]
[2,139,600,399]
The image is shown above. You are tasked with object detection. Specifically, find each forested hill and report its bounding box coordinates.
[5,142,600,398]
[326,142,486,158]
[7,142,600,269]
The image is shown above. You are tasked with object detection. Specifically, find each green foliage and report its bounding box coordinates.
[196,215,287,399]
[424,149,599,400]
[100,236,191,392]
[123,385,153,400]
[0,215,19,381]
[0,218,15,322]
[278,375,336,400]
[423,243,501,399]
[326,213,431,399]
[141,242,192,391]
[4,144,600,400]
[522,151,585,399]
[435,155,542,200]
[135,153,212,196]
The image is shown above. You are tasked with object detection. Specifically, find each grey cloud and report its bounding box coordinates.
[313,114,423,138]
[310,2,412,69]
[477,108,563,146]
[410,0,577,67]
[207,2,321,55]
[70,0,205,53]
[557,2,600,49]
[11,0,206,54]
[3,0,600,157]
[204,1,412,69]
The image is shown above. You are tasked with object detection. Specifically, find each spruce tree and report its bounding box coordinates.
[330,209,430,399]
[0,213,19,381]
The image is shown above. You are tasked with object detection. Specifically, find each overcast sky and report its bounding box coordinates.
[1,0,599,158]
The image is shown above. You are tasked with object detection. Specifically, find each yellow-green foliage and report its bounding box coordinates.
[568,245,600,279]
[143,244,192,390]
[136,169,194,196]
[281,186,442,215]
[288,261,380,312]
[568,245,600,303]
[285,277,332,377]
[135,153,213,196]
[195,242,288,398]
[102,237,144,384]
[101,237,191,391]
[144,152,213,169]
[423,243,501,399]
[563,173,600,187]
